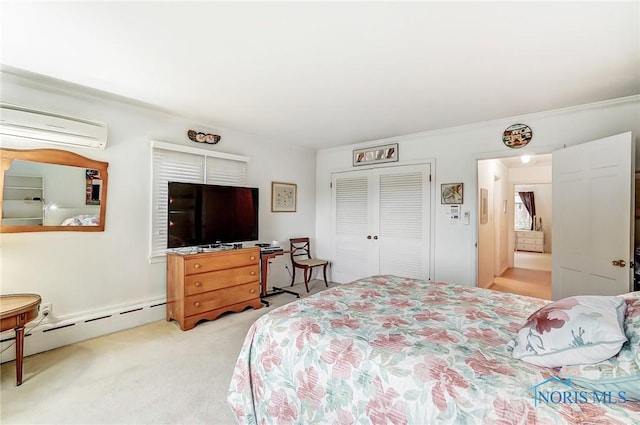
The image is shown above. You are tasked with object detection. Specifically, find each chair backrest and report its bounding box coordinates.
[290,237,312,262]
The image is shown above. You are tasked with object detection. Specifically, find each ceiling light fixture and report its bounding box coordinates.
[520,154,531,164]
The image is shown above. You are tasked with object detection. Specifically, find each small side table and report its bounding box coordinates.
[259,250,299,306]
[0,294,41,386]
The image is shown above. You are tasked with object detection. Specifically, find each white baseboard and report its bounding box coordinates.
[1,297,166,363]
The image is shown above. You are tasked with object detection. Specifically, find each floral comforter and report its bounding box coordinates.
[227,275,640,424]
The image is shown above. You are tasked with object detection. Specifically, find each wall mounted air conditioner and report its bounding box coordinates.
[0,103,108,149]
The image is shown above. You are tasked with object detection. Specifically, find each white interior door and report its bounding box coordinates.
[332,164,432,283]
[552,132,634,299]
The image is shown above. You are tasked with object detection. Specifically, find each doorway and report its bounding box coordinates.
[477,154,552,299]
[478,132,634,300]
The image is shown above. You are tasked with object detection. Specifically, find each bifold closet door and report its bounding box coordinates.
[332,164,431,283]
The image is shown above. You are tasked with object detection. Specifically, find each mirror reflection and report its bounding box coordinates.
[0,148,108,232]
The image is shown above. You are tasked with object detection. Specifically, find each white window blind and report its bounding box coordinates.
[150,142,248,259]
[206,156,248,185]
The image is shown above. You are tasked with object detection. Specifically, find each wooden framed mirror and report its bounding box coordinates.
[0,148,109,232]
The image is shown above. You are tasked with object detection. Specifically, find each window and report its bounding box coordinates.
[149,141,248,260]
[514,193,532,230]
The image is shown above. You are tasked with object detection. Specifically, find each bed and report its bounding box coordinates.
[44,207,99,226]
[227,275,640,424]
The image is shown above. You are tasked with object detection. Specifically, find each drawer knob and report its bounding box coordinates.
[194,302,201,307]
[194,281,202,287]
[250,256,256,260]
[250,288,256,294]
[250,271,256,275]
[194,263,201,270]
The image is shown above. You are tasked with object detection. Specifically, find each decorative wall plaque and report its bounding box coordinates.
[502,124,532,149]
[188,130,221,145]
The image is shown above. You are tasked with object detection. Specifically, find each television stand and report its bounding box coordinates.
[260,250,299,306]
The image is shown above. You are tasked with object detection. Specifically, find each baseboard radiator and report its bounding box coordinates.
[0,298,166,363]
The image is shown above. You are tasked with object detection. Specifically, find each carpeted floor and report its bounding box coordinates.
[0,280,333,425]
[513,251,551,272]
[488,251,552,300]
[490,267,552,300]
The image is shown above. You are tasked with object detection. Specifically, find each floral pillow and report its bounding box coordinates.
[511,295,628,368]
[557,295,640,400]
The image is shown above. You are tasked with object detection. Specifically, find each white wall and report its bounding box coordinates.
[0,70,316,357]
[316,96,640,286]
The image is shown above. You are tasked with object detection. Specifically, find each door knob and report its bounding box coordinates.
[367,235,372,239]
[373,235,378,240]
[611,260,627,267]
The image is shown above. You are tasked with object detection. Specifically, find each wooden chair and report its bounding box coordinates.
[289,237,329,292]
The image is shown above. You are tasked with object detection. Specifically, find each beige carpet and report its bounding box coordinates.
[513,251,551,272]
[0,281,332,425]
[490,267,551,300]
[489,252,552,300]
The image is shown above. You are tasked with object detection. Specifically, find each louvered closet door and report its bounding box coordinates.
[333,170,372,282]
[332,164,431,283]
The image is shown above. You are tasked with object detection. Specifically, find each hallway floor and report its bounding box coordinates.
[513,251,551,271]
[490,252,551,300]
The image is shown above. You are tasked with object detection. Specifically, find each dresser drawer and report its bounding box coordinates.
[183,249,259,275]
[184,282,260,317]
[184,265,259,296]
[516,231,543,240]
[516,243,544,252]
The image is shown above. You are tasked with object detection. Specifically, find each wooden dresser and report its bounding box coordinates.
[515,230,544,253]
[166,247,262,330]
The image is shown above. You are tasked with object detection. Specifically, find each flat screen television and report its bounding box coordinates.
[167,182,259,249]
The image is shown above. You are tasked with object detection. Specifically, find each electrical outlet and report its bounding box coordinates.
[40,302,52,318]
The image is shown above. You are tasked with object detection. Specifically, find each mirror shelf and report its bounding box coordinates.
[0,148,109,233]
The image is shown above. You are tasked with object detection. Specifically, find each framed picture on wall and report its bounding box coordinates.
[271,181,297,212]
[353,143,398,166]
[480,188,488,224]
[441,183,463,204]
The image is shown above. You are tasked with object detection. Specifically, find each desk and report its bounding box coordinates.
[0,294,41,386]
[260,250,299,306]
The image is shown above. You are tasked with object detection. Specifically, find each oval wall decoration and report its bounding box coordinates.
[502,124,532,149]
[188,130,221,145]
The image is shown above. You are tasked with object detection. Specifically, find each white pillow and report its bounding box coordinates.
[511,295,627,368]
[558,295,640,400]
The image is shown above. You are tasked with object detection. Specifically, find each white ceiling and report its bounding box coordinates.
[1,1,639,150]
